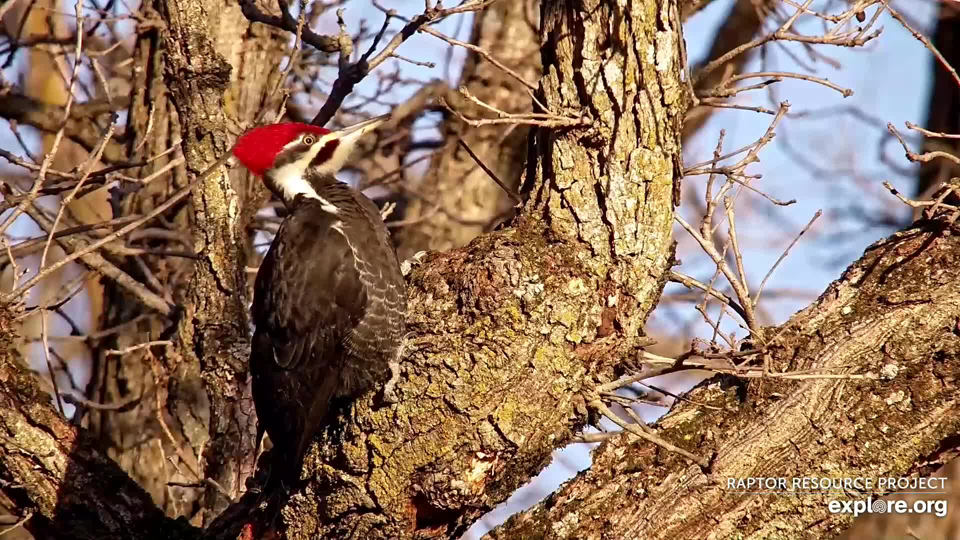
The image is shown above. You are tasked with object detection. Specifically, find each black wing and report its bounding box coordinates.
[250,207,368,477]
[252,210,366,370]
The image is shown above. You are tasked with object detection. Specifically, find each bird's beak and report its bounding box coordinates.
[335,113,391,147]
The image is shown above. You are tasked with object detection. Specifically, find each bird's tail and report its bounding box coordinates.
[266,375,340,491]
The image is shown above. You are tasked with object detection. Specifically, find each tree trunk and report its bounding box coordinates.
[2,1,958,540]
[489,216,960,539]
[234,0,683,537]
[2,0,683,536]
[395,0,542,258]
[84,0,288,521]
[915,1,960,204]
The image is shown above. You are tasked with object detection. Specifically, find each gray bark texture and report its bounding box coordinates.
[490,215,960,539]
[0,0,957,539]
[84,0,287,523]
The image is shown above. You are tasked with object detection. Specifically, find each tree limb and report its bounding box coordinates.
[489,215,960,539]
[0,312,193,540]
[0,93,130,163]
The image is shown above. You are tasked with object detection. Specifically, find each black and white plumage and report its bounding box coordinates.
[233,117,406,485]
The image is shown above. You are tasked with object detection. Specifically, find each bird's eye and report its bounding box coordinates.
[302,135,316,145]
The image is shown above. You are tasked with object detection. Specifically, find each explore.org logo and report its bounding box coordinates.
[828,497,948,518]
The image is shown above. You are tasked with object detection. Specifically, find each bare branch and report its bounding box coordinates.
[0,150,234,308]
[311,1,496,126]
[456,139,522,205]
[238,0,340,52]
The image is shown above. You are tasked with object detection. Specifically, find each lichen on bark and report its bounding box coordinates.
[270,0,686,537]
[490,220,960,540]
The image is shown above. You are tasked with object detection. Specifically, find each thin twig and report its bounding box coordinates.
[419,25,537,90]
[14,204,174,315]
[589,398,709,468]
[311,1,496,126]
[443,96,587,129]
[1,149,235,307]
[754,210,821,306]
[883,182,958,213]
[41,311,66,416]
[60,390,141,411]
[676,214,758,332]
[456,139,522,204]
[669,270,750,323]
[0,215,144,265]
[0,512,32,537]
[883,0,960,91]
[39,117,118,280]
[696,0,880,86]
[0,0,86,239]
[637,381,724,411]
[905,122,960,139]
[1,238,21,293]
[105,340,173,356]
[704,71,853,99]
[889,122,960,167]
[571,431,621,444]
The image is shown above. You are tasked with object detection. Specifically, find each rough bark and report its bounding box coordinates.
[838,458,960,540]
[489,214,960,539]
[84,0,288,522]
[2,0,684,536]
[5,214,958,539]
[159,0,255,519]
[395,0,542,259]
[0,311,193,540]
[3,0,956,539]
[214,0,684,537]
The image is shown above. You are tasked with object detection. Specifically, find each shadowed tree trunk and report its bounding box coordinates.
[915,1,960,205]
[395,0,542,258]
[84,0,289,521]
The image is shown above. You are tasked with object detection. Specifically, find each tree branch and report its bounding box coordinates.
[490,215,960,539]
[238,0,340,52]
[0,93,130,163]
[311,1,495,126]
[0,313,193,540]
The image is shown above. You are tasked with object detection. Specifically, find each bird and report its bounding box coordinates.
[231,115,407,487]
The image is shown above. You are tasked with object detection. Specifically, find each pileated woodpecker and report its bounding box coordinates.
[232,116,407,485]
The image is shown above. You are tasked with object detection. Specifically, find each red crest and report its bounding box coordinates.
[232,123,331,177]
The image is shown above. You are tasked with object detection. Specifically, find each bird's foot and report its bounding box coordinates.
[382,359,401,405]
[380,201,398,221]
[400,250,429,277]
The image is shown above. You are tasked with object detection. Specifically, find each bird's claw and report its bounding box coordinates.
[382,359,401,405]
[400,250,429,277]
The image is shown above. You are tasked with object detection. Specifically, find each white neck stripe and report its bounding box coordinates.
[272,133,341,213]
